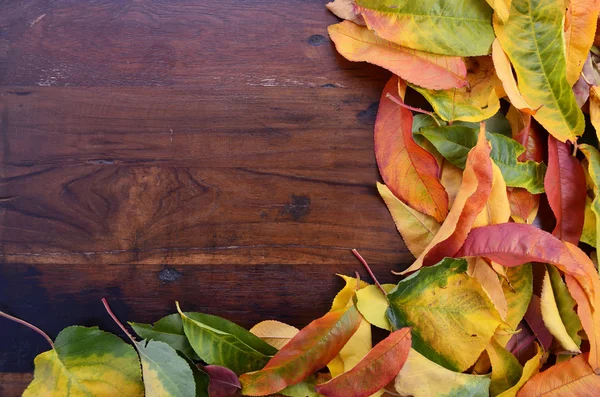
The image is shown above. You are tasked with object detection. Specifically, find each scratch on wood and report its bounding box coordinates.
[30,14,46,27]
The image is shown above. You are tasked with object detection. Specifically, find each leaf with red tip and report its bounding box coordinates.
[239,306,362,396]
[316,328,411,397]
[374,76,448,222]
[545,135,586,244]
[401,122,493,274]
[202,365,241,397]
[456,223,600,372]
[517,353,600,396]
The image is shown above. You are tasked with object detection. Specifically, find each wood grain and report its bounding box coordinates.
[0,0,409,393]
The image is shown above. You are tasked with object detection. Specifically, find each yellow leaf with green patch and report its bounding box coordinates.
[547,265,583,349]
[565,0,600,85]
[491,39,535,113]
[487,338,523,396]
[580,144,600,251]
[394,349,491,397]
[412,57,502,123]
[494,0,585,142]
[387,258,503,372]
[496,264,533,347]
[496,344,542,397]
[23,326,144,397]
[582,196,597,247]
[355,283,396,331]
[377,182,441,258]
[487,0,512,23]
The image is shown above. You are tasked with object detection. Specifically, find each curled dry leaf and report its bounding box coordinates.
[325,0,364,24]
[250,320,299,350]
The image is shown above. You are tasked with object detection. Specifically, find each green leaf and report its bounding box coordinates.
[181,354,211,397]
[494,0,585,142]
[386,258,502,372]
[136,339,197,397]
[279,376,320,397]
[354,0,495,56]
[579,144,600,251]
[582,196,597,247]
[417,125,546,194]
[130,314,199,360]
[547,265,583,348]
[23,326,144,397]
[176,303,277,375]
[487,338,523,396]
[495,263,533,347]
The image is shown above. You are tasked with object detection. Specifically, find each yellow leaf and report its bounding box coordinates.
[581,195,597,247]
[492,39,535,113]
[326,0,364,24]
[590,86,600,143]
[468,257,509,321]
[540,269,581,353]
[355,284,396,331]
[440,160,463,210]
[330,274,369,312]
[377,182,441,258]
[565,0,600,85]
[394,349,491,397]
[473,161,511,228]
[487,0,512,23]
[495,264,533,348]
[250,321,300,350]
[487,337,523,396]
[496,344,543,397]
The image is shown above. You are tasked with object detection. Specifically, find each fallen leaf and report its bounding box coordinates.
[590,86,600,142]
[23,326,143,397]
[545,135,586,244]
[507,188,540,224]
[492,39,535,113]
[355,283,396,331]
[487,337,523,396]
[564,0,600,86]
[473,161,511,228]
[579,144,600,251]
[377,183,441,258]
[412,57,502,123]
[250,320,299,350]
[468,257,509,321]
[330,274,369,312]
[387,258,503,372]
[355,0,495,56]
[394,349,491,397]
[328,21,467,90]
[203,365,241,397]
[540,269,581,352]
[494,0,585,142]
[497,344,542,397]
[130,313,198,360]
[440,160,463,210]
[496,264,534,348]
[581,196,597,247]
[316,328,411,397]
[402,123,493,274]
[326,0,364,24]
[239,306,362,396]
[487,0,512,23]
[374,75,448,221]
[517,353,600,396]
[547,265,583,349]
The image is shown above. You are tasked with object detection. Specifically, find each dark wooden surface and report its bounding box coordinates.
[0,0,410,393]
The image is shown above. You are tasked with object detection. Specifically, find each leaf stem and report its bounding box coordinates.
[352,249,386,296]
[101,298,136,344]
[386,93,433,116]
[0,310,54,348]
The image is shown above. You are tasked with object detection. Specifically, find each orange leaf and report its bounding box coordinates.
[328,21,467,90]
[517,353,600,396]
[400,122,492,274]
[507,187,540,224]
[316,328,411,397]
[374,76,448,222]
[564,0,600,86]
[456,223,600,372]
[545,135,586,244]
[239,306,362,396]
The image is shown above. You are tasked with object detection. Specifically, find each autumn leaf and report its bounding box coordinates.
[440,160,463,209]
[524,295,555,352]
[412,57,502,123]
[250,320,299,350]
[387,258,503,372]
[355,283,396,331]
[176,303,277,375]
[401,123,493,274]
[581,196,597,247]
[494,0,585,142]
[130,313,198,360]
[590,86,600,142]
[331,274,369,312]
[468,257,509,321]
[394,348,491,397]
[547,265,583,349]
[354,0,495,56]
[545,135,586,244]
[492,39,535,113]
[136,339,197,397]
[326,0,364,24]
[316,328,411,397]
[488,338,523,396]
[564,0,600,86]
[541,269,581,353]
[202,365,241,397]
[377,183,440,258]
[239,306,362,396]
[473,161,511,228]
[517,353,600,396]
[495,264,533,348]
[23,326,144,397]
[579,143,600,250]
[487,0,512,23]
[374,75,448,222]
[497,344,543,397]
[328,21,467,90]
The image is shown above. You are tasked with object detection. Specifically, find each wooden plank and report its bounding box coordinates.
[0,373,32,397]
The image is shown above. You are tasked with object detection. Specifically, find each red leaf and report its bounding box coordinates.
[517,353,600,396]
[523,295,554,351]
[239,306,362,396]
[506,321,539,366]
[507,187,540,224]
[203,365,241,397]
[374,75,448,222]
[456,223,600,372]
[544,135,586,244]
[316,328,411,397]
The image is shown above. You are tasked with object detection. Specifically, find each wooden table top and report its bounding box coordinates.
[0,1,410,394]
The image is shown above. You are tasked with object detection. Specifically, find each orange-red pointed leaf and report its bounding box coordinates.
[374,76,448,222]
[239,306,362,396]
[517,353,600,396]
[402,123,492,274]
[316,328,411,397]
[545,135,586,244]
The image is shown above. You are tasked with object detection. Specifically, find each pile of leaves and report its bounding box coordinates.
[3,0,600,396]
